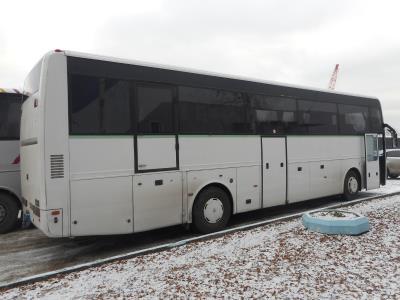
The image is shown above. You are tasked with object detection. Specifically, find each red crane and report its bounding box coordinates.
[328,64,339,90]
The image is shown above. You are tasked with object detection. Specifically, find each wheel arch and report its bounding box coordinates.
[346,167,362,191]
[0,187,22,210]
[188,181,234,223]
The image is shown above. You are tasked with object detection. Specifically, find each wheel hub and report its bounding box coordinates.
[348,176,358,193]
[203,198,224,224]
[0,203,6,224]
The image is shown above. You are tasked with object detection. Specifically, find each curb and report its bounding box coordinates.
[1,190,400,291]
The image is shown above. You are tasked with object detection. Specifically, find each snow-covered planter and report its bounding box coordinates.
[302,209,370,235]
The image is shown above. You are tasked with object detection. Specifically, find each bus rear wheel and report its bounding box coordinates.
[192,186,232,234]
[343,170,360,201]
[0,193,19,234]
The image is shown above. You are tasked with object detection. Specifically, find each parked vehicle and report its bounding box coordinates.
[21,50,394,238]
[0,88,28,233]
[386,149,400,179]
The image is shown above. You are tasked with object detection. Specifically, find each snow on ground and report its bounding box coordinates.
[311,210,359,220]
[1,194,400,299]
[375,179,400,195]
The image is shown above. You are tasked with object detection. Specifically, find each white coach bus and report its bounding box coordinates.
[21,50,389,238]
[0,88,27,233]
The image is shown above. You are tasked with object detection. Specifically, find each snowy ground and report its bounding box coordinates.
[1,188,399,299]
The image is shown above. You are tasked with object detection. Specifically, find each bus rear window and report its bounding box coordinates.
[24,59,43,96]
[0,93,21,140]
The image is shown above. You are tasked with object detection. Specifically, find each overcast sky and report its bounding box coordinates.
[1,0,400,129]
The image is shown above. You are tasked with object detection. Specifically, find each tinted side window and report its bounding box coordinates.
[250,95,296,134]
[338,104,368,134]
[137,85,174,134]
[298,100,338,134]
[179,87,249,134]
[103,80,131,134]
[0,94,21,139]
[369,106,383,133]
[69,74,131,134]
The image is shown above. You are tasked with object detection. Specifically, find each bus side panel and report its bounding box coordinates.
[0,140,21,197]
[340,158,365,189]
[21,144,41,216]
[287,136,364,203]
[187,168,236,223]
[43,53,70,237]
[237,166,261,213]
[21,90,46,232]
[133,171,182,233]
[179,136,260,171]
[69,137,134,236]
[288,162,310,203]
[179,135,260,216]
[71,176,133,236]
[309,160,341,198]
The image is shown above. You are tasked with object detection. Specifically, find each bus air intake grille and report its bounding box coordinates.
[50,155,64,179]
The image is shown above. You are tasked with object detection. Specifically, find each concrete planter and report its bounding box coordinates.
[302,210,370,235]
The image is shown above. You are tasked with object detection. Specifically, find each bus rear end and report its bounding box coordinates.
[21,59,47,233]
[21,51,70,237]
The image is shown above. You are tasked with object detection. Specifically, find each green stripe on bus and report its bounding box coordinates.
[69,135,132,138]
[69,134,366,138]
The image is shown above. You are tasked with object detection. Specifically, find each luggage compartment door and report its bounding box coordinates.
[262,137,287,207]
[133,172,182,232]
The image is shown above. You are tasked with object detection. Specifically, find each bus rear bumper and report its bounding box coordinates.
[20,198,32,228]
[27,204,64,237]
[22,212,32,228]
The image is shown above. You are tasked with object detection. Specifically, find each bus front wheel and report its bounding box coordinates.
[192,186,232,234]
[0,193,19,234]
[343,170,360,201]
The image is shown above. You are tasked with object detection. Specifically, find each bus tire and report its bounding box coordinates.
[0,193,19,234]
[343,170,360,201]
[192,186,232,234]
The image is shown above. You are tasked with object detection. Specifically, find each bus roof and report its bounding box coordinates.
[63,50,379,101]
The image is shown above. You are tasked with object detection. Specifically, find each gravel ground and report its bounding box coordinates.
[1,192,399,299]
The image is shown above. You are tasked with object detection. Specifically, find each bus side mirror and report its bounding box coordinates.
[384,123,398,149]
